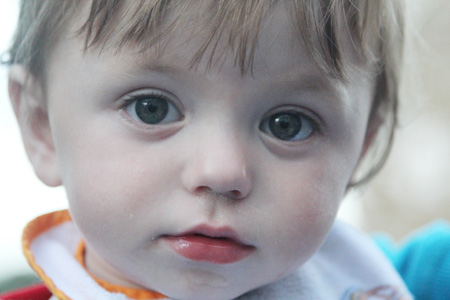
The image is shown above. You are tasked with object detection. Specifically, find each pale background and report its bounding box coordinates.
[0,0,67,284]
[1,0,450,287]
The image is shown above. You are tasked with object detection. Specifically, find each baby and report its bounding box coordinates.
[3,0,412,299]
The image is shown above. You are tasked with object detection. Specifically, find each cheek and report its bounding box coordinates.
[266,152,347,218]
[255,150,352,270]
[63,147,140,242]
[276,173,340,242]
[53,125,173,244]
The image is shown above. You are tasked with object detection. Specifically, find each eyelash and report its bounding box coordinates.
[120,90,170,109]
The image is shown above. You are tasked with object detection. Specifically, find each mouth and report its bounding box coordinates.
[162,225,255,264]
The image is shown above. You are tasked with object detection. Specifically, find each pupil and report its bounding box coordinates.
[279,120,289,129]
[148,104,158,113]
[135,98,169,124]
[269,113,302,140]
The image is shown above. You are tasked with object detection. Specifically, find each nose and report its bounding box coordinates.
[181,130,252,200]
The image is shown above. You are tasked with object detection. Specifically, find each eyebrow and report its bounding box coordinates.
[126,60,203,83]
[130,59,340,96]
[278,75,334,91]
[267,68,340,96]
[141,61,184,74]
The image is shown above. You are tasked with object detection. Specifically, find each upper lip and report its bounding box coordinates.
[168,225,251,246]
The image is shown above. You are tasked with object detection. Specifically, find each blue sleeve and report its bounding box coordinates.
[374,221,450,300]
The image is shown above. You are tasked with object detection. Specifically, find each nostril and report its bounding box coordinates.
[193,186,244,200]
[195,186,211,194]
[228,190,243,200]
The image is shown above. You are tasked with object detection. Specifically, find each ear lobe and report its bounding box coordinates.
[8,65,62,187]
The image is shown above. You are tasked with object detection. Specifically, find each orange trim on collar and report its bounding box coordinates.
[22,210,74,300]
[75,241,167,300]
[22,210,168,300]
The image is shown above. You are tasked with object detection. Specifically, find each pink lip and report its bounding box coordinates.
[163,226,254,264]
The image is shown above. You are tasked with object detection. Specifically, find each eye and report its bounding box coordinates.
[260,112,315,141]
[124,93,182,125]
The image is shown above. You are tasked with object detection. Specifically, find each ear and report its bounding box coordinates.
[8,65,62,187]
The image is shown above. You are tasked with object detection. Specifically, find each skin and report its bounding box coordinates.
[10,3,376,300]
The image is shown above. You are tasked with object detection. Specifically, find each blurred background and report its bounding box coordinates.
[1,0,450,293]
[340,0,450,239]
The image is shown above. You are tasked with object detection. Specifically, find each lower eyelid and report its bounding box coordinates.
[118,108,184,139]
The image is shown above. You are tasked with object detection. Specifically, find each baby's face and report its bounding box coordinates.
[44,4,373,300]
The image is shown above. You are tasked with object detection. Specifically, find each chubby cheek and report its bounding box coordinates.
[65,155,138,246]
[256,154,348,277]
[54,127,174,251]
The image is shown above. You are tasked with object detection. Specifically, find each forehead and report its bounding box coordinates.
[69,0,369,82]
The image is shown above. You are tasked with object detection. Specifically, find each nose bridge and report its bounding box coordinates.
[182,119,252,199]
[205,126,248,179]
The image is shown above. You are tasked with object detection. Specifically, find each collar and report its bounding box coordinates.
[22,210,166,300]
[74,241,165,299]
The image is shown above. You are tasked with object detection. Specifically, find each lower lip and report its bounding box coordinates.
[164,235,254,264]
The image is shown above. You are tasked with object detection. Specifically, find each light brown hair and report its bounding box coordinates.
[3,0,404,185]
